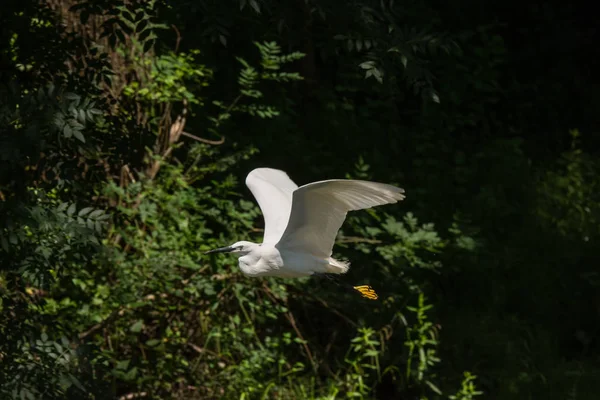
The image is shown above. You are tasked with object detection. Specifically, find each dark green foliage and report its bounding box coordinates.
[1,0,599,399]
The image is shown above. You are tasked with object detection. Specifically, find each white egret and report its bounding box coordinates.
[205,168,405,300]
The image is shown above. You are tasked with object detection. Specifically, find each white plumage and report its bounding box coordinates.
[245,168,298,245]
[205,168,405,298]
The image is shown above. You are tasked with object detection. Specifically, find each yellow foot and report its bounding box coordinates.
[352,285,378,300]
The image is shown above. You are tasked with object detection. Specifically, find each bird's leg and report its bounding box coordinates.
[311,273,378,300]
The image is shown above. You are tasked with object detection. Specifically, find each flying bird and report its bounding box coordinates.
[205,168,405,300]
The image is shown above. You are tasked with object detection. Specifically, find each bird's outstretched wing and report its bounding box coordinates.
[275,180,405,258]
[246,168,299,244]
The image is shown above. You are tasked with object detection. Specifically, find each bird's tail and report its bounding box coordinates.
[352,285,379,300]
[326,258,350,274]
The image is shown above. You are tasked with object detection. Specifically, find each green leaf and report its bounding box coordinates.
[249,0,261,13]
[78,207,94,217]
[425,380,442,394]
[63,124,73,138]
[130,320,144,333]
[356,39,363,52]
[67,374,85,392]
[145,339,161,347]
[359,61,376,69]
[116,359,130,370]
[64,92,79,101]
[73,130,86,143]
[89,209,104,218]
[124,367,138,381]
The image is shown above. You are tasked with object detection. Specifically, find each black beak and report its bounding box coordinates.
[204,246,235,255]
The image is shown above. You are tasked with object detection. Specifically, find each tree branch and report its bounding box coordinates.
[181,131,225,145]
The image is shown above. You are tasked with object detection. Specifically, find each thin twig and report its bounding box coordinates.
[78,322,105,340]
[78,308,124,339]
[285,310,316,369]
[181,131,225,145]
[172,24,181,53]
[187,343,232,362]
[325,329,338,355]
[337,236,382,244]
[262,283,316,369]
[218,94,243,125]
[308,293,358,328]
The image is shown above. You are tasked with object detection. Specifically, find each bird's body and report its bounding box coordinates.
[205,168,405,299]
[234,242,347,278]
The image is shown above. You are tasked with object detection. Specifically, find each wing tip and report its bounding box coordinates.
[361,181,405,195]
[392,188,406,202]
[380,184,406,203]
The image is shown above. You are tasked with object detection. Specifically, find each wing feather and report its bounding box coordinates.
[245,168,299,244]
[275,180,405,257]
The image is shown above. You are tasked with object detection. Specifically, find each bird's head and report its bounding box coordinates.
[204,241,258,257]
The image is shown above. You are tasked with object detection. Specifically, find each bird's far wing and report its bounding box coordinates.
[245,168,299,244]
[275,180,405,258]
